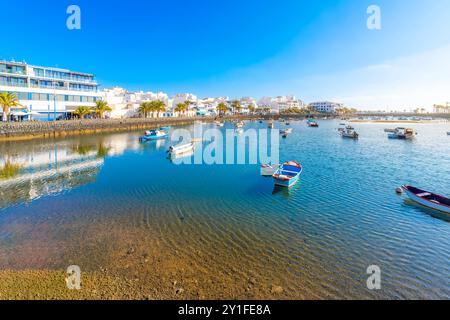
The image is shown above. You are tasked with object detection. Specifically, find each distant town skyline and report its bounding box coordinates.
[1,0,450,110]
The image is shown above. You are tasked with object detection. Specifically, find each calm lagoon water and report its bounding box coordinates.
[0,120,449,299]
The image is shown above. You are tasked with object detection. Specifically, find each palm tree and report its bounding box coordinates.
[92,100,112,119]
[139,102,153,118]
[175,103,187,117]
[73,106,92,119]
[248,104,256,114]
[149,100,166,118]
[0,92,23,122]
[231,100,242,114]
[217,102,228,116]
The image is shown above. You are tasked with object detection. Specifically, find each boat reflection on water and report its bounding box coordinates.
[272,185,297,198]
[403,199,450,223]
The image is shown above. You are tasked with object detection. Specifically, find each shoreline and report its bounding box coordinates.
[0,116,275,143]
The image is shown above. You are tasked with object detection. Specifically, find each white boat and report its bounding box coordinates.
[268,122,274,129]
[261,164,280,176]
[168,143,194,157]
[236,128,244,134]
[235,121,244,128]
[340,126,359,139]
[387,127,416,139]
[402,186,450,214]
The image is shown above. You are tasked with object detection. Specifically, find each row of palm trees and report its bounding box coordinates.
[138,100,167,118]
[72,101,113,119]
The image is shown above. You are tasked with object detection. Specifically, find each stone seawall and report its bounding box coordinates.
[0,116,273,142]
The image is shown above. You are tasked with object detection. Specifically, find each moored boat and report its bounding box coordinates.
[307,119,319,127]
[261,164,280,176]
[340,126,359,139]
[168,142,195,157]
[139,130,168,142]
[387,127,416,139]
[272,161,303,188]
[402,185,450,214]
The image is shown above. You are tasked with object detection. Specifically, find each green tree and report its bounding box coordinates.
[0,92,23,122]
[217,102,228,115]
[139,102,153,118]
[73,106,92,119]
[248,104,256,114]
[231,100,242,114]
[92,100,112,119]
[175,103,188,116]
[149,100,166,118]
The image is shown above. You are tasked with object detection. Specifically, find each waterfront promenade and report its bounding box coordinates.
[0,116,270,142]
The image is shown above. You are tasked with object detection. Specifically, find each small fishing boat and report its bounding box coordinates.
[168,142,194,157]
[387,127,416,139]
[340,126,359,139]
[139,130,168,142]
[235,121,244,128]
[307,119,319,127]
[280,128,293,138]
[273,161,303,188]
[402,185,450,214]
[261,164,280,176]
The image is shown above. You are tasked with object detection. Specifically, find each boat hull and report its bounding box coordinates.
[274,175,299,188]
[403,187,450,214]
[140,134,168,141]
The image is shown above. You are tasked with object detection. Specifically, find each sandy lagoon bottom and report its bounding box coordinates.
[1,121,449,299]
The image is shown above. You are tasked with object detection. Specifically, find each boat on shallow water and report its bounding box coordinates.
[273,161,303,188]
[339,126,359,139]
[402,185,450,214]
[139,130,168,142]
[387,127,416,139]
[261,164,280,176]
[168,142,194,157]
[307,119,319,127]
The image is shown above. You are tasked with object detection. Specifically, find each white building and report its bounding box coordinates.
[257,96,304,114]
[0,60,101,121]
[102,88,171,118]
[308,101,343,113]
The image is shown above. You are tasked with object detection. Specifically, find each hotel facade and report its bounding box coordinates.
[0,60,101,121]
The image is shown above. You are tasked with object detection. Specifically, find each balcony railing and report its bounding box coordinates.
[0,81,28,88]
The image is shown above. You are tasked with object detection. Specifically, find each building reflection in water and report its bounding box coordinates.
[0,133,141,209]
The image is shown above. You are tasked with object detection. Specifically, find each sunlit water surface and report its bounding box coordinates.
[0,120,449,299]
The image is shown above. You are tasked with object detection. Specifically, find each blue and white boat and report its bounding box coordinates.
[272,161,303,188]
[139,130,168,142]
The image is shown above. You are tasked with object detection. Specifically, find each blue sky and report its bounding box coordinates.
[1,0,450,110]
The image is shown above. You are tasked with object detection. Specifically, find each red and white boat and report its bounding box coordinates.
[402,185,450,214]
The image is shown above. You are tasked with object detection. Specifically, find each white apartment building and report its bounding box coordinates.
[0,60,101,121]
[257,96,305,114]
[308,101,343,113]
[102,87,171,118]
